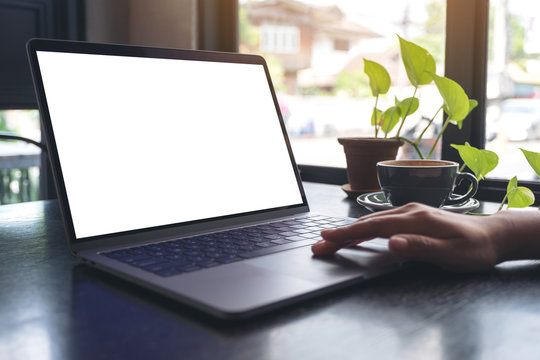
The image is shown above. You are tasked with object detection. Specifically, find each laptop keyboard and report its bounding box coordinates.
[101,215,355,277]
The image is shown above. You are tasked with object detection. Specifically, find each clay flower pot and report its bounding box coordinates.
[338,137,403,198]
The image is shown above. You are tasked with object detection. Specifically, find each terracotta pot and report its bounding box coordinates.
[338,137,403,196]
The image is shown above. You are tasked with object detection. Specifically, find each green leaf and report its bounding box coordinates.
[507,176,518,193]
[451,142,498,180]
[432,74,472,125]
[459,100,478,129]
[380,106,401,134]
[395,97,419,120]
[469,99,478,113]
[398,35,436,87]
[364,59,391,97]
[520,148,540,178]
[371,108,382,126]
[506,176,535,208]
[508,187,535,208]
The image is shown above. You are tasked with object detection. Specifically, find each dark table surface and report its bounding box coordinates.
[2,182,540,360]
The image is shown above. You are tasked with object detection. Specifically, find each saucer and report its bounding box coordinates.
[357,192,480,213]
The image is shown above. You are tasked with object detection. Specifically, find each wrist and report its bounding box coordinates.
[490,210,540,262]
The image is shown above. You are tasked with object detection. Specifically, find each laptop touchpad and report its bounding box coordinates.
[245,245,400,283]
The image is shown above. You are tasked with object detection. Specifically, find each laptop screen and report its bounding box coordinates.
[35,49,304,239]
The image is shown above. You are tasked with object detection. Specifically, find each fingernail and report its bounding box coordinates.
[313,240,325,247]
[311,240,331,255]
[312,240,327,250]
[390,236,408,255]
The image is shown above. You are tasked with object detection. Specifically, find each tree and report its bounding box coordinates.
[239,4,259,53]
[413,0,445,65]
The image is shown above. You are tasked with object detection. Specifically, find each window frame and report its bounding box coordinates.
[444,0,540,204]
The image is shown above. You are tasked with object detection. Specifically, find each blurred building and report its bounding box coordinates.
[243,0,381,94]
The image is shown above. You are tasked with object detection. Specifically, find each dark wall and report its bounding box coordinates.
[0,0,84,109]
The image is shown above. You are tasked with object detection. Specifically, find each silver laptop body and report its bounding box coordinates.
[27,39,401,319]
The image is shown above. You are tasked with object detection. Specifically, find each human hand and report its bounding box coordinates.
[312,203,539,272]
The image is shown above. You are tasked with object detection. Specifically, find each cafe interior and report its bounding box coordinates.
[2,1,540,359]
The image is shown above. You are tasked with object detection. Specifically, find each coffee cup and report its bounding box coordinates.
[376,160,478,207]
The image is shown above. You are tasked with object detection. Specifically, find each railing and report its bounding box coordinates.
[0,142,42,204]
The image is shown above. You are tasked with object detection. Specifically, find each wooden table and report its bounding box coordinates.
[1,182,540,360]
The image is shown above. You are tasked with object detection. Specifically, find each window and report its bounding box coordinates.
[333,39,350,52]
[240,0,446,168]
[484,0,540,181]
[0,110,41,204]
[260,23,300,54]
[442,0,540,202]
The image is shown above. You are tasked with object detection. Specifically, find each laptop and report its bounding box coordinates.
[27,39,402,319]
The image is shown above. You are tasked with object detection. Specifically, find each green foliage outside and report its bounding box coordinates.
[0,110,39,134]
[508,14,526,61]
[265,55,287,93]
[487,4,528,68]
[301,86,333,96]
[0,111,11,132]
[239,5,259,52]
[413,0,445,65]
[333,70,370,97]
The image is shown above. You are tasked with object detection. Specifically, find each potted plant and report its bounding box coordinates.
[340,35,477,197]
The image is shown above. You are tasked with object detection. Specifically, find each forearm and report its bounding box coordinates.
[490,210,540,263]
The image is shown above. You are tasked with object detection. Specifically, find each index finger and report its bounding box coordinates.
[311,211,428,256]
[322,204,452,244]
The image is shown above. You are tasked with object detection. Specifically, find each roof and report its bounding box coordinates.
[245,0,381,39]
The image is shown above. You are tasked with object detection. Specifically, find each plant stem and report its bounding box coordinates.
[396,87,418,137]
[426,112,449,159]
[373,95,380,138]
[415,106,443,145]
[397,136,425,159]
[497,194,508,212]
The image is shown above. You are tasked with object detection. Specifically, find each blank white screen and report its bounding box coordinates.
[37,51,303,239]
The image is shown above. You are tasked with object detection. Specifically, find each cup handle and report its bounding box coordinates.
[444,172,478,205]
